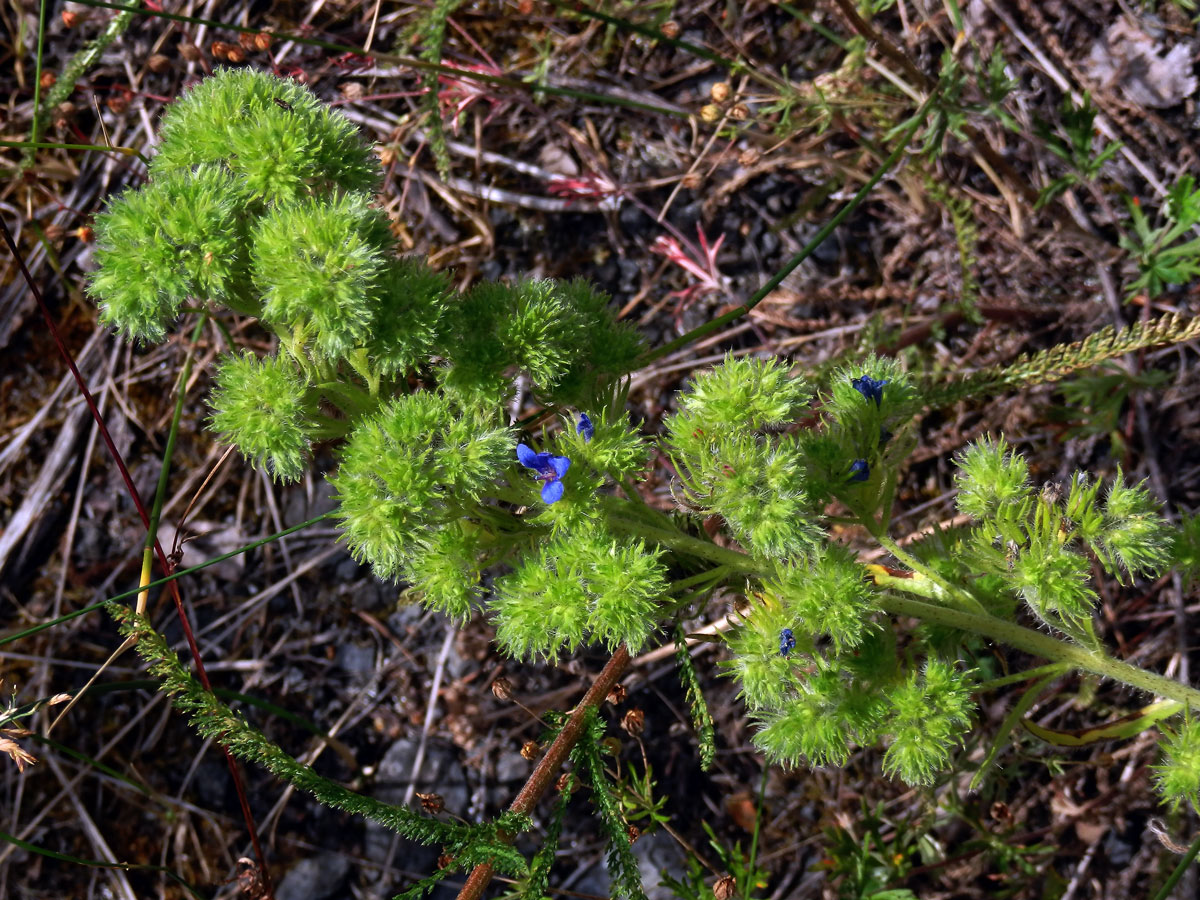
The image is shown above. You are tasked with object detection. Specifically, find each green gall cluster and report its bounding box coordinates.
[881,660,974,786]
[1154,719,1200,813]
[954,437,1031,523]
[492,531,667,662]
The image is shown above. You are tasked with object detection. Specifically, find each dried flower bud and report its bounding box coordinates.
[39,72,56,90]
[660,20,680,39]
[491,677,513,701]
[621,707,645,736]
[680,172,702,191]
[626,823,641,844]
[147,54,171,74]
[225,44,246,64]
[211,40,232,60]
[699,104,722,124]
[555,772,574,793]
[238,32,257,51]
[50,693,72,705]
[254,31,274,51]
[179,42,203,62]
[75,225,94,243]
[990,801,1011,823]
[520,740,540,761]
[416,792,444,814]
[738,147,761,166]
[714,875,737,900]
[606,683,627,705]
[710,82,731,103]
[729,103,750,120]
[437,853,454,870]
[62,10,82,28]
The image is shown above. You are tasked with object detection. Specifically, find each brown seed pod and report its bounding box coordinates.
[39,72,56,89]
[699,104,722,125]
[713,875,737,900]
[738,147,761,167]
[680,172,702,191]
[437,853,455,870]
[61,10,82,29]
[147,54,171,74]
[224,44,246,64]
[626,823,641,844]
[210,40,231,59]
[660,20,680,39]
[520,740,540,761]
[606,683,627,705]
[179,42,203,62]
[254,31,274,51]
[729,103,750,120]
[709,82,731,104]
[491,677,513,701]
[621,707,645,737]
[75,225,94,244]
[416,792,444,814]
[238,32,257,51]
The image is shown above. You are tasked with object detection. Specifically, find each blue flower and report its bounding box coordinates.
[577,412,594,442]
[848,459,870,482]
[517,443,571,504]
[779,628,796,657]
[851,374,888,407]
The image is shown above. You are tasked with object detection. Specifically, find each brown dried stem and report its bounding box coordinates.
[455,646,631,900]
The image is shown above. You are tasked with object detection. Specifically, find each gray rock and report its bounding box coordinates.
[276,852,351,900]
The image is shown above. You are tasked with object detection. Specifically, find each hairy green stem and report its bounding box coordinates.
[881,593,1200,709]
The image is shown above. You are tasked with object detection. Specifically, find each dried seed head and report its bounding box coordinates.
[75,225,94,243]
[437,853,455,870]
[621,707,645,737]
[147,54,171,74]
[39,72,56,89]
[42,223,66,243]
[699,104,722,124]
[179,42,203,62]
[238,32,257,51]
[710,82,731,103]
[626,823,641,844]
[660,20,680,39]
[680,172,702,190]
[224,44,246,64]
[254,31,274,51]
[491,677,513,701]
[990,801,1011,823]
[729,103,750,120]
[210,40,232,60]
[416,792,444,814]
[713,875,737,900]
[555,772,574,793]
[520,740,540,761]
[738,147,761,166]
[606,683,627,705]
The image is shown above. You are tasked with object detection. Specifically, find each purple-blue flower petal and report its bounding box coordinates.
[541,479,566,504]
[516,443,541,469]
[550,455,571,479]
[577,413,595,442]
[849,459,870,482]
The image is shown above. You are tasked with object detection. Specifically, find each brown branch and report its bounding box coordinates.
[456,646,631,900]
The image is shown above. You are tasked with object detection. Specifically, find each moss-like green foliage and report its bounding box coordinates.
[150,67,380,199]
[1155,719,1200,813]
[332,393,513,580]
[492,529,667,662]
[209,351,316,482]
[954,438,1031,523]
[881,660,975,786]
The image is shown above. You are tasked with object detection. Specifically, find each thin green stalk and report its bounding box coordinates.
[975,662,1070,693]
[880,593,1200,709]
[641,88,939,365]
[874,532,989,616]
[605,513,759,571]
[1151,829,1200,900]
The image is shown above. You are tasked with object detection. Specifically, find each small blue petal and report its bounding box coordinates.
[541,478,566,504]
[549,455,571,479]
[577,413,595,442]
[516,443,540,469]
[849,459,870,482]
[851,375,889,407]
[779,628,796,657]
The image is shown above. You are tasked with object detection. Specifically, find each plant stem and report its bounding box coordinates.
[456,646,632,900]
[881,593,1200,709]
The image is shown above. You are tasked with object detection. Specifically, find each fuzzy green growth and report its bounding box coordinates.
[332,394,513,580]
[770,545,877,653]
[1155,719,1200,813]
[666,356,823,559]
[954,437,1031,524]
[881,660,974,786]
[209,352,316,482]
[150,67,380,200]
[492,530,667,662]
